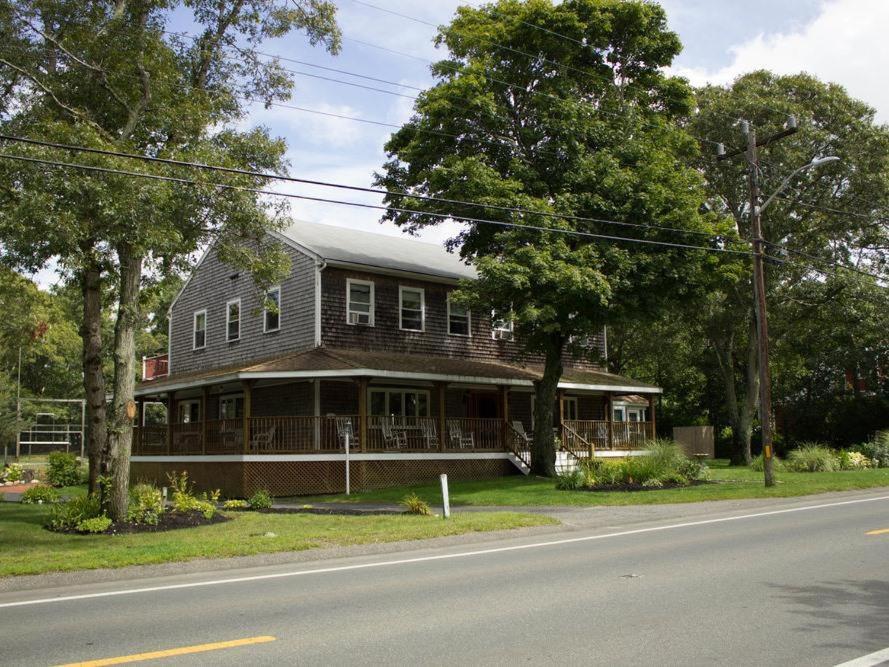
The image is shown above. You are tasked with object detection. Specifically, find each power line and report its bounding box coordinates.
[0,133,746,245]
[764,241,888,284]
[0,151,754,256]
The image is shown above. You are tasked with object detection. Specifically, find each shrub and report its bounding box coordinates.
[76,516,112,534]
[401,493,431,515]
[127,483,165,525]
[248,489,273,510]
[223,499,249,509]
[46,452,81,487]
[3,463,24,482]
[555,469,584,490]
[854,433,889,468]
[750,454,785,472]
[642,477,664,488]
[48,495,102,530]
[785,444,838,472]
[20,485,60,504]
[167,471,217,519]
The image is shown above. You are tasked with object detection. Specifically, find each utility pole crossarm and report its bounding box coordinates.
[717,126,799,162]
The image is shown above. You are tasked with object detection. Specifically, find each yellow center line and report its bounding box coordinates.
[56,635,276,666]
[865,528,889,535]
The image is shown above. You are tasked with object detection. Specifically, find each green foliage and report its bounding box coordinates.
[76,516,112,534]
[223,499,250,510]
[785,444,838,472]
[401,493,431,516]
[836,450,874,471]
[2,463,24,483]
[565,440,709,490]
[127,483,165,526]
[248,490,273,510]
[854,432,889,468]
[167,471,217,519]
[47,452,81,488]
[48,494,102,531]
[555,469,585,491]
[750,454,785,472]
[20,485,60,504]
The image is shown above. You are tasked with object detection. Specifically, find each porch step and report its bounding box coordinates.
[507,453,531,475]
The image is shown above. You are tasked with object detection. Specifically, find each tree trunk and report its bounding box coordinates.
[714,319,758,466]
[81,261,108,495]
[107,245,143,521]
[531,334,563,477]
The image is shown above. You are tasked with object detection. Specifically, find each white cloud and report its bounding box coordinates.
[672,0,889,121]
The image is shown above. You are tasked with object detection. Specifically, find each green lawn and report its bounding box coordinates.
[0,505,555,577]
[301,460,889,507]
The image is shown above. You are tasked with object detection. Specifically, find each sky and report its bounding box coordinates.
[30,0,889,287]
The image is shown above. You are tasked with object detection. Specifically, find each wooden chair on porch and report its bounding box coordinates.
[335,417,356,450]
[448,422,474,449]
[511,420,531,445]
[419,418,439,449]
[380,418,408,449]
[251,425,277,452]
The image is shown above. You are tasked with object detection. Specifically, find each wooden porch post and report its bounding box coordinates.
[200,386,209,454]
[605,392,613,450]
[242,380,254,453]
[135,399,144,454]
[436,382,447,453]
[648,393,657,441]
[357,377,368,452]
[499,385,509,450]
[166,392,174,455]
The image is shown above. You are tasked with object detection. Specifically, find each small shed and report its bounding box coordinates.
[673,426,714,458]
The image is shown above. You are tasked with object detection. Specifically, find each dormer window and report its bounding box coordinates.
[492,310,514,341]
[226,298,241,342]
[399,286,424,332]
[347,279,374,326]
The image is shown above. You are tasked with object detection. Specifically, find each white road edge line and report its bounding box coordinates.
[834,646,889,667]
[2,493,888,610]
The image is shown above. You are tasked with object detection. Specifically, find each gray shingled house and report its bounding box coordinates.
[133,221,660,496]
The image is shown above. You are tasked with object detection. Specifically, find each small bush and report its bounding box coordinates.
[76,516,112,534]
[785,444,838,472]
[128,483,165,525]
[47,452,81,487]
[854,433,889,468]
[223,499,249,510]
[750,454,785,472]
[642,477,664,488]
[20,485,60,504]
[3,463,24,482]
[401,493,431,516]
[48,495,102,530]
[167,471,217,519]
[248,489,273,510]
[837,449,873,471]
[555,469,584,490]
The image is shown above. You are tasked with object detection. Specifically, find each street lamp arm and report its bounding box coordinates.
[760,157,840,214]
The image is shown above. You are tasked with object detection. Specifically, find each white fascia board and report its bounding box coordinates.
[135,372,240,397]
[239,368,535,387]
[167,242,216,315]
[325,260,466,285]
[132,452,512,463]
[269,229,322,262]
[557,382,662,394]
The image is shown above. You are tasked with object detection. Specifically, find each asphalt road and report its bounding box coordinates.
[2,491,889,666]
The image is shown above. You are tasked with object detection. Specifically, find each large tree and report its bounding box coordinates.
[689,71,889,463]
[375,0,728,475]
[0,0,340,517]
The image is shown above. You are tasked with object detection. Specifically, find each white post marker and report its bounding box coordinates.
[344,433,351,496]
[440,473,450,519]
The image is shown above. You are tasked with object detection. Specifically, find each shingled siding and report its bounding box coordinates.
[169,243,316,375]
[320,267,605,370]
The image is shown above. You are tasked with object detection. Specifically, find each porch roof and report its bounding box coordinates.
[136,347,660,396]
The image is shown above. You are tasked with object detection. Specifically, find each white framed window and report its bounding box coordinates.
[192,309,207,350]
[177,399,200,424]
[226,298,241,342]
[399,286,425,332]
[447,296,471,336]
[613,406,626,422]
[346,279,374,326]
[492,310,514,341]
[369,388,430,417]
[263,286,281,333]
[219,394,244,419]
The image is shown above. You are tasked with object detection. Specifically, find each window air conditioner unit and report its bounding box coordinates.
[350,312,369,325]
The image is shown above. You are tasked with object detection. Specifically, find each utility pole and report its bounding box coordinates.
[719,119,798,488]
[15,345,21,461]
[745,126,776,487]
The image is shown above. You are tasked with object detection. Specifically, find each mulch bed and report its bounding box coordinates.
[228,506,405,516]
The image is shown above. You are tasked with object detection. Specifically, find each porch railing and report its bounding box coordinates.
[249,415,357,453]
[366,416,440,451]
[445,418,502,451]
[562,420,654,451]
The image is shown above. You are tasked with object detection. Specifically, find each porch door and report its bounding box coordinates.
[468,392,500,419]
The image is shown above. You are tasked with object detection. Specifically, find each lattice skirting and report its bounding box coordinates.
[130,459,519,497]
